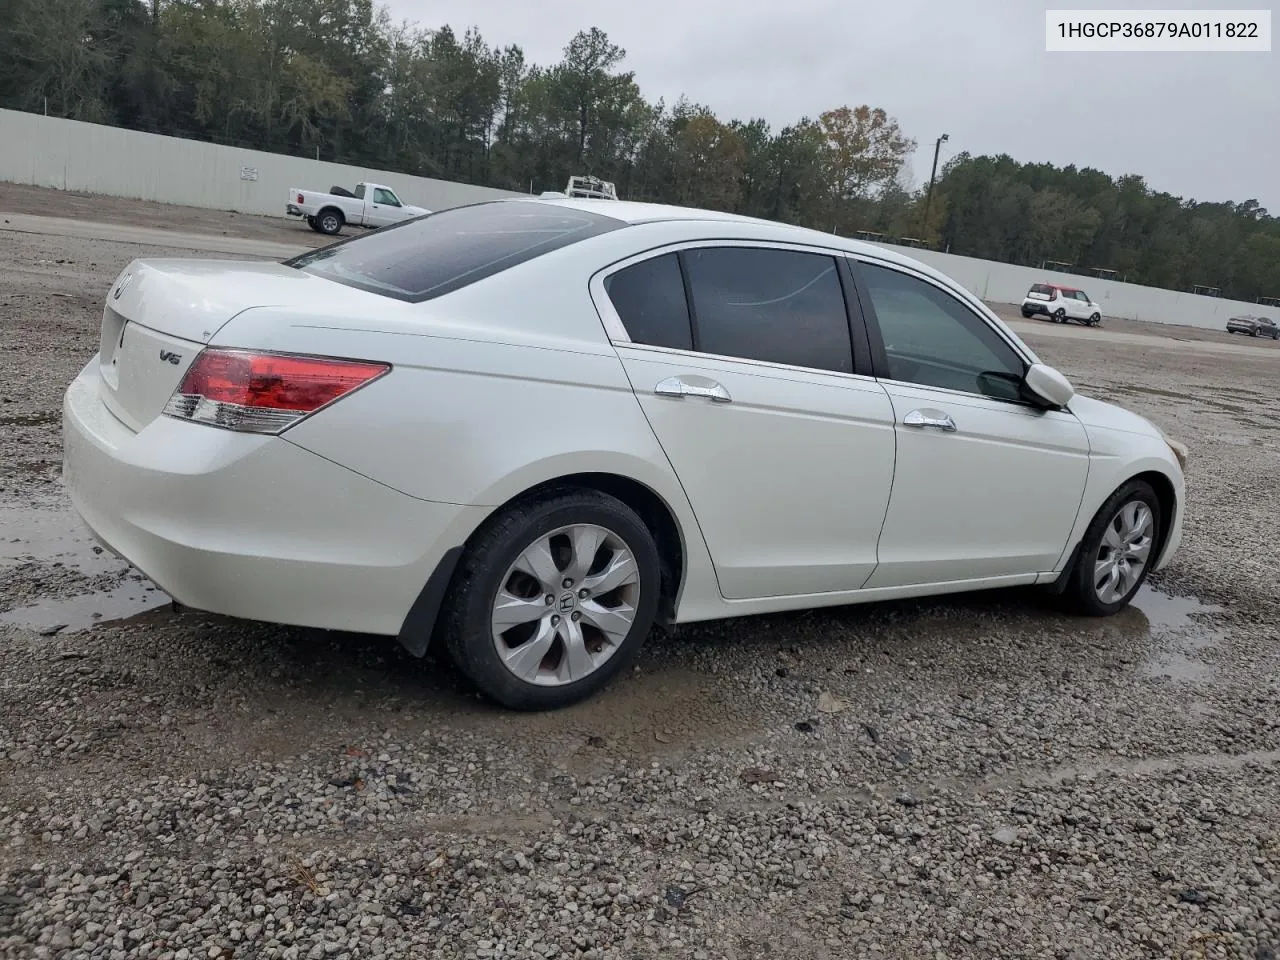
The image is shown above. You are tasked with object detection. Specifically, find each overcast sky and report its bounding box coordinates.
[385,0,1277,210]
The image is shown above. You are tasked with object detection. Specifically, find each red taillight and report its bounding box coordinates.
[164,349,389,434]
[297,193,305,204]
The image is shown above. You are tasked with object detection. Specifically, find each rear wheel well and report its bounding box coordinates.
[491,474,685,627]
[318,205,344,220]
[400,473,686,659]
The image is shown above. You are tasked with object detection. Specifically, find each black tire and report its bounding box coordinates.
[1089,313,1101,326]
[441,490,662,710]
[1053,308,1067,323]
[315,208,345,236]
[1250,328,1258,337]
[1060,479,1162,617]
[1021,310,1033,318]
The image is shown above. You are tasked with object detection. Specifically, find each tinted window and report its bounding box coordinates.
[354,184,366,199]
[288,202,622,302]
[682,247,853,374]
[858,262,1026,399]
[604,254,693,350]
[1030,284,1056,297]
[373,188,400,206]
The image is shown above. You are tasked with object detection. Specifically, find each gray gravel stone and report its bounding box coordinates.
[2,191,1280,958]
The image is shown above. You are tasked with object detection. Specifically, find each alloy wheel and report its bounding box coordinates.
[490,524,641,687]
[1094,500,1153,604]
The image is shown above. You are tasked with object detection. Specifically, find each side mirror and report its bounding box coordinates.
[1023,363,1075,409]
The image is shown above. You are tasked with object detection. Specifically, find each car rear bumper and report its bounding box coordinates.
[62,362,484,636]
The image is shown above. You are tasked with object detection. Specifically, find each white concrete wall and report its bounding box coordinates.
[873,243,1260,331]
[0,108,520,217]
[0,109,1266,331]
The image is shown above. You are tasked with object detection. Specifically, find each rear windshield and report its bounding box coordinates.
[287,201,624,302]
[1029,284,1057,296]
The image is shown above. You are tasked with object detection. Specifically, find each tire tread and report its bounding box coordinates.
[1061,479,1161,616]
[440,489,661,710]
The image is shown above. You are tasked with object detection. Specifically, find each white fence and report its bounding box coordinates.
[0,108,519,217]
[0,109,1268,332]
[885,245,1261,331]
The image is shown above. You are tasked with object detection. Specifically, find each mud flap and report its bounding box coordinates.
[396,546,463,657]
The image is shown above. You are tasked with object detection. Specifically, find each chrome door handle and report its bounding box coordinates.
[903,409,956,432]
[654,376,732,403]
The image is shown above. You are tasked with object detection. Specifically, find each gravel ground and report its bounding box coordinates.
[2,193,1280,960]
[0,184,326,246]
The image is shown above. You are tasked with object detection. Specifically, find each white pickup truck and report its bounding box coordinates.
[286,182,430,236]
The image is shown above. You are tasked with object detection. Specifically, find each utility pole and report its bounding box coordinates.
[922,132,949,240]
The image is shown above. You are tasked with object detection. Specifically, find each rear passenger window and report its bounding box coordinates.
[683,247,853,374]
[604,253,693,351]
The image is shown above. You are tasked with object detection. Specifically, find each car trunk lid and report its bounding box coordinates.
[95,258,381,431]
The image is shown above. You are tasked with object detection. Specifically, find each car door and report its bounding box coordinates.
[592,243,897,600]
[367,187,404,227]
[848,258,1091,588]
[1056,288,1074,318]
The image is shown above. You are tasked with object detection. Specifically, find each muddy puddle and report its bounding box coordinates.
[0,503,171,633]
[1130,585,1226,683]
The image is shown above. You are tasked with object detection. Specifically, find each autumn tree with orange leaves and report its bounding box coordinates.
[816,105,916,200]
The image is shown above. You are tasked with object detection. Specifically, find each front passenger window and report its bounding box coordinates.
[857,262,1026,399]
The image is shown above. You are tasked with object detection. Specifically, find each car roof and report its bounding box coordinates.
[498,195,953,277]
[508,195,768,226]
[1033,282,1081,291]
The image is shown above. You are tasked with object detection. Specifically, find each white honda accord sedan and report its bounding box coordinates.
[62,198,1187,709]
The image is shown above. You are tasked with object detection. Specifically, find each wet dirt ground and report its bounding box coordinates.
[2,191,1280,959]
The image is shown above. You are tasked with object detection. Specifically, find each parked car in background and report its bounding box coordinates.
[62,198,1187,710]
[1021,283,1103,326]
[286,182,429,236]
[1225,314,1279,339]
